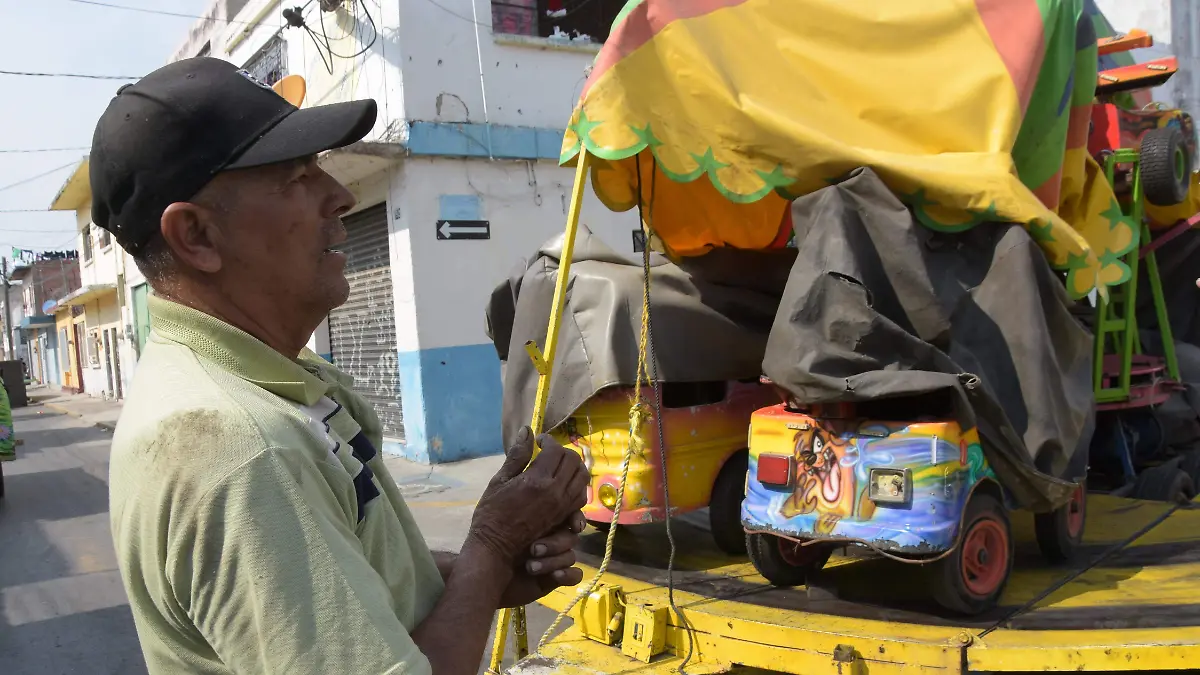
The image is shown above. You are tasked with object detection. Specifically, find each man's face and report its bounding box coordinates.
[204,156,356,317]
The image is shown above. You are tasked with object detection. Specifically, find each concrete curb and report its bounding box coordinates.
[42,402,118,433]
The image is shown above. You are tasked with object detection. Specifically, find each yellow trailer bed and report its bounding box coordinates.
[510,494,1200,674]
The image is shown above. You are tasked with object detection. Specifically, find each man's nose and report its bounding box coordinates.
[319,166,358,217]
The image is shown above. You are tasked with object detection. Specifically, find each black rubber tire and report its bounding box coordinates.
[930,492,1014,616]
[1034,482,1087,564]
[709,450,749,555]
[747,533,832,587]
[1133,464,1195,504]
[1141,126,1192,207]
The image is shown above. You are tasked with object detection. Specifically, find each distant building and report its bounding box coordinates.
[48,161,128,399]
[12,254,81,387]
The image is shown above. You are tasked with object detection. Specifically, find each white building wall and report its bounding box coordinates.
[72,208,130,399]
[389,158,634,461]
[402,157,632,350]
[398,0,599,129]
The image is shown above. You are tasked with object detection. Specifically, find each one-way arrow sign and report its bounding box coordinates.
[437,219,490,240]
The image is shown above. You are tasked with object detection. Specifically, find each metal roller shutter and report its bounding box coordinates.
[328,203,405,442]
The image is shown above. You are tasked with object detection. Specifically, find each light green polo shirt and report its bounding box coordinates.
[108,295,443,674]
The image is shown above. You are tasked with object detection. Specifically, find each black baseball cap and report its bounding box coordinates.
[89,57,378,253]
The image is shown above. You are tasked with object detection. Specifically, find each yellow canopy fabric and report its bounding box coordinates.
[561,0,1142,298]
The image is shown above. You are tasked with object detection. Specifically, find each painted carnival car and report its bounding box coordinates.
[1090,41,1195,209]
[551,379,778,555]
[741,396,1087,615]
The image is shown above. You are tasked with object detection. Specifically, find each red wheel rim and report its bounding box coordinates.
[960,517,1009,597]
[1066,484,1086,539]
[778,538,824,567]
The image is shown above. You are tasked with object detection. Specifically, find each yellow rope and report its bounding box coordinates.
[535,229,656,650]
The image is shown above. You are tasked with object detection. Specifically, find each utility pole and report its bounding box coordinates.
[1,257,11,361]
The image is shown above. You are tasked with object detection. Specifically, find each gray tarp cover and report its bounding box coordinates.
[487,168,1093,511]
[1136,227,1200,443]
[762,168,1090,511]
[485,225,796,452]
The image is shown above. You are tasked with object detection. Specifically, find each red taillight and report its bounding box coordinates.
[757,454,794,488]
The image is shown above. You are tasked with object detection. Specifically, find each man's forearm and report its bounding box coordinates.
[431,550,457,583]
[411,541,512,675]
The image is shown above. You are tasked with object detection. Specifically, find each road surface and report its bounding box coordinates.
[0,399,562,674]
[0,402,143,674]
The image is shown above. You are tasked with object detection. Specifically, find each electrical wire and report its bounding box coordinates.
[0,231,82,253]
[319,0,378,59]
[64,0,263,25]
[285,2,372,75]
[420,0,603,31]
[0,225,77,233]
[0,147,90,155]
[977,500,1188,639]
[0,162,79,195]
[0,68,137,80]
[418,0,489,28]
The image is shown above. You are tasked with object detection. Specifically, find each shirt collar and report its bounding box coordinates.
[148,294,332,406]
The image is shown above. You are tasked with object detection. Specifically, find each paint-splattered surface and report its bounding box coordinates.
[742,405,995,552]
[551,382,776,525]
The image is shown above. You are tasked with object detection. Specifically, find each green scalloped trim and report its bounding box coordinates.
[559,114,1127,300]
[905,190,1000,234]
[562,115,796,203]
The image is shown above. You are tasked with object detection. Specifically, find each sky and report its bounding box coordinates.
[0,0,214,257]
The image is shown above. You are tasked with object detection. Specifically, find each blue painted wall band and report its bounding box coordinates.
[394,343,504,464]
[406,122,565,161]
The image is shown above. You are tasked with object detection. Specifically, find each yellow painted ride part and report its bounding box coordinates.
[533,205,660,650]
[487,151,594,673]
[489,146,669,671]
[515,494,1200,674]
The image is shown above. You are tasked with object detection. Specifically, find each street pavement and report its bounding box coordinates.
[0,393,141,675]
[0,388,563,674]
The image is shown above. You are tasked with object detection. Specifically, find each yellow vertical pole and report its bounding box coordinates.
[486,148,592,674]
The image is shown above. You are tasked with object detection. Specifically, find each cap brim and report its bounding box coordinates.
[223,98,378,170]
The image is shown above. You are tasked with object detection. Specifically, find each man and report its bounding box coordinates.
[97,57,588,674]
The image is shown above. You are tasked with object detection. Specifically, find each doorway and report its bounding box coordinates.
[72,322,85,394]
[102,329,114,396]
[108,327,123,399]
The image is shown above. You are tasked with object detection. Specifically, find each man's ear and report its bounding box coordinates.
[160,202,224,274]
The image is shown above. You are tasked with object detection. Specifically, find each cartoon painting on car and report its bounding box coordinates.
[742,388,1091,615]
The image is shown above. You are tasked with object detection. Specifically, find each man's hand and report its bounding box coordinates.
[412,430,588,675]
[467,427,589,566]
[500,513,587,608]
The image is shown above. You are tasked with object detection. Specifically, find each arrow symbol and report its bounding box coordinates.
[437,220,490,240]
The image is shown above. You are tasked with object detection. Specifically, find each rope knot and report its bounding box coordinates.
[628,400,652,450]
